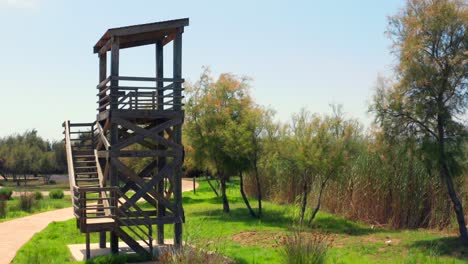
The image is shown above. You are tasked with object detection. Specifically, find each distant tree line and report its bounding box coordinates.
[0,130,67,186]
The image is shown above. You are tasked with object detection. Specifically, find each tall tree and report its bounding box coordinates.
[373,0,468,243]
[186,68,254,213]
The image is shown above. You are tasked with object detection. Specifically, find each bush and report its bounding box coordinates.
[19,192,36,212]
[158,246,231,264]
[34,191,43,200]
[49,189,64,199]
[0,200,7,218]
[48,180,57,185]
[281,230,330,264]
[0,187,13,201]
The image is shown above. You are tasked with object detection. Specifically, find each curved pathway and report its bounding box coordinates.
[0,179,198,264]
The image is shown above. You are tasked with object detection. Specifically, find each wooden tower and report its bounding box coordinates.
[63,18,189,259]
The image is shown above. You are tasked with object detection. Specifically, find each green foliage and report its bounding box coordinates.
[0,187,13,200]
[0,130,66,186]
[34,191,43,200]
[19,193,35,212]
[49,180,57,185]
[49,189,64,199]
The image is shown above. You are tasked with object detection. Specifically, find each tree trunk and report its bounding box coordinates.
[300,180,309,226]
[239,171,257,218]
[438,116,468,245]
[308,176,330,226]
[253,161,262,218]
[220,175,230,213]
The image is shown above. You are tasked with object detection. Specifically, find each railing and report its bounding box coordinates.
[71,185,152,252]
[97,76,184,112]
[63,121,76,196]
[64,122,98,151]
[73,186,117,228]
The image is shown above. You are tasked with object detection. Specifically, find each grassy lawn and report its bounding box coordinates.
[12,179,468,264]
[0,177,70,192]
[0,195,71,223]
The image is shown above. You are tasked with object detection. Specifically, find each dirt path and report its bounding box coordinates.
[0,179,198,264]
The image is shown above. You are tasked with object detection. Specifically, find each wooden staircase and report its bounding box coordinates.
[64,121,153,259]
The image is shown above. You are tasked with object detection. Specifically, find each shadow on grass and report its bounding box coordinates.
[188,205,384,236]
[311,215,378,236]
[409,236,468,261]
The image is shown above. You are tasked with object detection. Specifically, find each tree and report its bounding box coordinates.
[186,68,254,213]
[307,106,360,225]
[373,0,468,243]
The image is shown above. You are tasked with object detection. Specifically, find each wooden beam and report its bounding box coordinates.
[109,36,120,255]
[173,28,184,248]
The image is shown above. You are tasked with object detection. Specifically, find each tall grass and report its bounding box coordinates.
[248,140,466,229]
[281,230,330,264]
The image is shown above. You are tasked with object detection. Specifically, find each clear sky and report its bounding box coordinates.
[0,0,404,141]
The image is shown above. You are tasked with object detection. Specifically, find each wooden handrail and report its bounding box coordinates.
[64,120,76,200]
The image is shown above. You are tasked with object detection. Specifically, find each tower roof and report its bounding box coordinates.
[93,18,189,54]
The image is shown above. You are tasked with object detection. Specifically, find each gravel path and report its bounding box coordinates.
[0,179,198,264]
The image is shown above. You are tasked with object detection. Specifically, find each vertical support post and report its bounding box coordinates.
[173,29,183,248]
[86,232,91,260]
[84,191,90,259]
[98,53,107,248]
[98,53,107,112]
[109,36,120,255]
[155,40,166,245]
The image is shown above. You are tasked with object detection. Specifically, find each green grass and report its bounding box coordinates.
[0,195,71,222]
[0,178,70,192]
[12,179,468,263]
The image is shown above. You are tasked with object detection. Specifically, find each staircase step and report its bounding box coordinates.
[76,172,98,175]
[74,155,94,158]
[76,178,99,182]
[75,166,97,169]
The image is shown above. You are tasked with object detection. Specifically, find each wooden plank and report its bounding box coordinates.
[112,76,184,83]
[112,150,179,158]
[119,216,179,226]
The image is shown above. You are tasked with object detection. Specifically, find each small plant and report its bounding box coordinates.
[34,191,43,200]
[48,180,57,185]
[0,187,13,200]
[0,200,7,218]
[19,192,36,212]
[281,230,330,264]
[49,189,64,199]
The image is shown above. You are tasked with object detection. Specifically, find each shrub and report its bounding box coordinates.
[0,187,13,201]
[0,200,7,218]
[19,192,36,212]
[158,246,231,264]
[49,189,64,199]
[281,230,330,264]
[34,191,43,200]
[48,180,57,185]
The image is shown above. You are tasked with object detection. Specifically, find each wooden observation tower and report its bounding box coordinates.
[63,18,189,259]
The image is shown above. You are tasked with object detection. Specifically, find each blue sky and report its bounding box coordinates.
[0,0,404,140]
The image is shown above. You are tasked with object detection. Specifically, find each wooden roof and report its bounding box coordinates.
[93,18,189,54]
